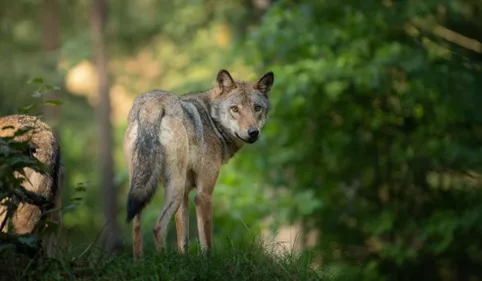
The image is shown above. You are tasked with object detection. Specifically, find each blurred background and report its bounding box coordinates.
[1,0,482,279]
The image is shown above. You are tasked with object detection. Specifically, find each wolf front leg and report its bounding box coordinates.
[194,192,212,254]
[194,173,218,254]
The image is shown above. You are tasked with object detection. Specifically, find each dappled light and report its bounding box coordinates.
[1,0,482,280]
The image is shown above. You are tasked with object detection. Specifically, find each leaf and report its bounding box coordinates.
[325,81,348,100]
[27,77,44,85]
[0,244,15,252]
[13,127,34,137]
[0,125,14,131]
[41,85,61,92]
[45,100,64,106]
[17,104,38,114]
[32,91,42,98]
[18,236,39,248]
[413,104,424,119]
[62,203,81,214]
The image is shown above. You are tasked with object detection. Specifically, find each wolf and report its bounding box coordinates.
[0,114,63,257]
[124,69,274,260]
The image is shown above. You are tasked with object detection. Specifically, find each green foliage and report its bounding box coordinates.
[0,127,47,233]
[247,0,482,279]
[2,0,482,280]
[0,78,85,261]
[0,82,56,255]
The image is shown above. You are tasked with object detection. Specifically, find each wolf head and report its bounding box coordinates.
[210,69,274,144]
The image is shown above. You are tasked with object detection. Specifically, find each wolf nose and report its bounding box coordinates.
[248,127,259,138]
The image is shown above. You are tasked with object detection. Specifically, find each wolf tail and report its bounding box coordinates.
[125,109,164,223]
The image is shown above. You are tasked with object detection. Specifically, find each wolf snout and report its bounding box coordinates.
[248,126,259,138]
[247,126,260,142]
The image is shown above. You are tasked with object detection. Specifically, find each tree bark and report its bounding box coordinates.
[90,0,121,252]
[40,0,61,133]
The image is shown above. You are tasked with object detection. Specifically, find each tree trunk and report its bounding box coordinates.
[90,0,121,252]
[40,0,61,133]
[251,0,271,17]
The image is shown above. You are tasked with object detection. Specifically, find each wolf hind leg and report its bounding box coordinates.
[124,123,145,261]
[175,193,189,254]
[152,115,188,252]
[133,213,143,261]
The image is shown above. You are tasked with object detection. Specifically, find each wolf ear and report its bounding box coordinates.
[216,69,236,92]
[255,72,274,95]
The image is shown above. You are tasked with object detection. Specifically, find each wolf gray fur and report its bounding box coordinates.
[0,114,63,257]
[123,69,274,260]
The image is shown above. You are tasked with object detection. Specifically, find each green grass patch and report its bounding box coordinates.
[1,236,325,281]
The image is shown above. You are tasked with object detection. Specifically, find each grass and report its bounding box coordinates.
[1,235,325,281]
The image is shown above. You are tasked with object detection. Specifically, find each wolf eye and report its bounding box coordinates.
[254,105,262,112]
[230,106,239,113]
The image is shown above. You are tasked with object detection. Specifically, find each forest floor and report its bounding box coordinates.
[1,236,326,281]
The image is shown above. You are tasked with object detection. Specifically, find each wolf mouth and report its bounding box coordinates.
[235,133,258,144]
